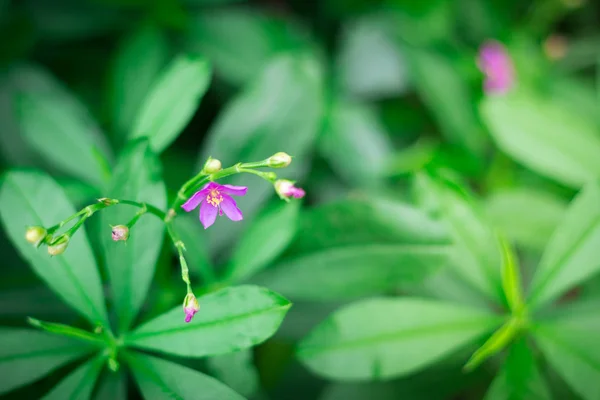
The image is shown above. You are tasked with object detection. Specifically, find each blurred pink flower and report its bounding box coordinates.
[477,41,515,94]
[181,182,247,229]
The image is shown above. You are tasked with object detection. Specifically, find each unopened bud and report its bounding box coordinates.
[268,152,292,168]
[111,225,129,242]
[25,226,46,245]
[47,235,69,256]
[183,293,200,323]
[275,179,305,200]
[203,157,222,174]
[98,198,118,206]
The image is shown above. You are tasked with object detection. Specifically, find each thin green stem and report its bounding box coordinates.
[166,220,216,286]
[126,203,147,228]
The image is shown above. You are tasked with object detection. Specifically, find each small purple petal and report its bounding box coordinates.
[220,194,243,221]
[181,191,205,212]
[184,307,197,323]
[220,184,248,196]
[199,200,218,229]
[291,187,306,198]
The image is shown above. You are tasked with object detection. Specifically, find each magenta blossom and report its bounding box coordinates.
[181,182,247,229]
[183,293,199,323]
[477,40,515,94]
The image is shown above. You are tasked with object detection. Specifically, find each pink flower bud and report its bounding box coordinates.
[275,179,305,200]
[111,225,129,242]
[183,293,200,323]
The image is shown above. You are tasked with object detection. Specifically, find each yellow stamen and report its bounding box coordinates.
[206,189,223,207]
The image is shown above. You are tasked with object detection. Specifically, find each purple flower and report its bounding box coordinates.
[183,293,199,323]
[477,40,515,94]
[275,179,305,200]
[181,182,247,229]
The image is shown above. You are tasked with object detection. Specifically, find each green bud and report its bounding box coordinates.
[267,152,292,168]
[202,157,222,174]
[111,225,129,242]
[47,235,69,256]
[25,226,47,245]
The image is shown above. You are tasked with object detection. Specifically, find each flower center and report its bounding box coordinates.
[206,189,223,207]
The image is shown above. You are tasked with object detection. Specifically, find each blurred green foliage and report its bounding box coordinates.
[1,0,600,399]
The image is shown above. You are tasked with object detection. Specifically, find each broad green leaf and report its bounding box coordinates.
[27,317,106,346]
[131,54,211,152]
[226,201,300,283]
[390,0,454,45]
[127,352,245,400]
[13,65,111,188]
[207,350,259,398]
[481,87,600,188]
[0,170,109,325]
[532,299,600,400]
[484,338,551,400]
[499,236,523,312]
[297,298,502,380]
[485,188,567,251]
[464,317,521,371]
[336,14,410,99]
[94,370,127,400]
[254,197,451,300]
[108,24,169,141]
[185,9,310,86]
[173,212,213,282]
[0,328,95,395]
[406,47,486,153]
[200,54,323,252]
[126,285,291,357]
[528,182,600,309]
[413,172,503,304]
[319,99,393,184]
[42,355,105,400]
[99,139,166,331]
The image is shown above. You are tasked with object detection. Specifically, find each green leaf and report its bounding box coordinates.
[406,47,486,153]
[185,8,310,86]
[0,170,109,325]
[484,338,551,400]
[42,355,105,400]
[0,328,95,395]
[336,14,410,99]
[99,139,166,331]
[481,87,600,188]
[413,172,503,304]
[14,65,111,188]
[126,285,291,357]
[499,236,523,312]
[94,370,127,400]
[297,298,502,380]
[108,24,169,141]
[27,317,106,346]
[532,299,600,400]
[528,182,600,310]
[200,53,323,252]
[485,188,567,251]
[319,99,393,184]
[464,317,521,371]
[130,54,211,152]
[226,201,300,283]
[207,350,259,398]
[127,352,245,400]
[254,197,451,300]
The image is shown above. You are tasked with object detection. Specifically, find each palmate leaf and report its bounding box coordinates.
[0,170,108,326]
[127,352,245,400]
[99,139,166,331]
[297,298,502,380]
[207,350,260,398]
[125,286,290,358]
[254,197,451,301]
[0,328,96,395]
[42,355,105,400]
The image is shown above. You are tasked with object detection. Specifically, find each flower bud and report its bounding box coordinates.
[25,226,46,245]
[268,152,292,168]
[183,293,200,323]
[202,157,222,174]
[97,198,118,206]
[111,225,129,242]
[47,235,69,256]
[275,179,305,200]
